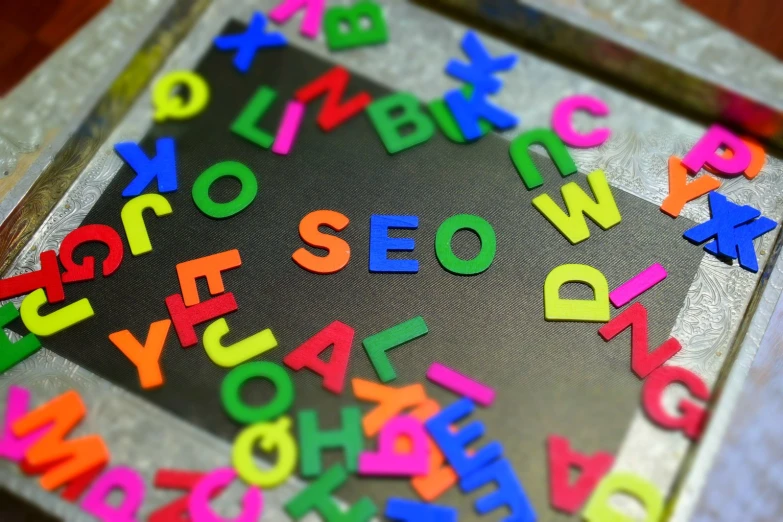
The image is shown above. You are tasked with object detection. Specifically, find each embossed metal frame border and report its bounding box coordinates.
[425,0,783,148]
[3,0,783,519]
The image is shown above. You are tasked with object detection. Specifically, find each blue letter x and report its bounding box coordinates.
[445,31,518,95]
[684,191,776,272]
[214,12,287,73]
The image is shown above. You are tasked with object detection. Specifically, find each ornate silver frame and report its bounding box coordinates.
[2,0,783,519]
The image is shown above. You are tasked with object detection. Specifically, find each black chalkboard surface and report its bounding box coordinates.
[27,21,703,520]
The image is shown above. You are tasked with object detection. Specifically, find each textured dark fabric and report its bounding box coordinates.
[22,21,704,520]
[0,487,60,521]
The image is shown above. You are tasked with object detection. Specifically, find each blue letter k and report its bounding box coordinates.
[445,89,519,141]
[684,191,776,272]
[114,137,177,197]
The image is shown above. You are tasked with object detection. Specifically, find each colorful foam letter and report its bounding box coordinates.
[283,321,354,394]
[706,135,765,180]
[683,191,776,272]
[598,302,681,379]
[59,225,124,283]
[214,12,286,73]
[0,250,63,304]
[18,458,102,502]
[324,1,388,51]
[292,210,351,275]
[285,465,377,522]
[233,416,298,488]
[0,304,41,373]
[20,289,94,337]
[532,170,621,244]
[298,407,363,477]
[385,498,457,522]
[108,319,171,389]
[192,161,258,219]
[368,215,420,273]
[684,191,759,255]
[272,101,305,155]
[543,264,609,322]
[425,398,502,478]
[727,216,777,273]
[115,137,178,197]
[551,95,611,148]
[221,361,294,424]
[0,386,47,461]
[359,416,429,476]
[609,263,667,308]
[445,89,518,141]
[682,124,751,176]
[204,318,277,368]
[363,316,428,382]
[461,458,536,522]
[426,362,495,406]
[152,70,210,122]
[434,214,496,275]
[445,30,517,95]
[149,469,214,522]
[406,400,460,501]
[547,434,613,514]
[583,472,663,522]
[81,466,145,522]
[165,292,237,348]
[367,94,435,154]
[176,249,242,306]
[269,0,325,39]
[120,194,173,256]
[12,390,109,491]
[352,379,427,436]
[232,86,278,149]
[509,128,577,190]
[429,86,492,143]
[642,365,709,440]
[660,156,721,218]
[295,66,372,132]
[188,468,263,522]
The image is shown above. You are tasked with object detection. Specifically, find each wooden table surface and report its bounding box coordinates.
[684,0,783,61]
